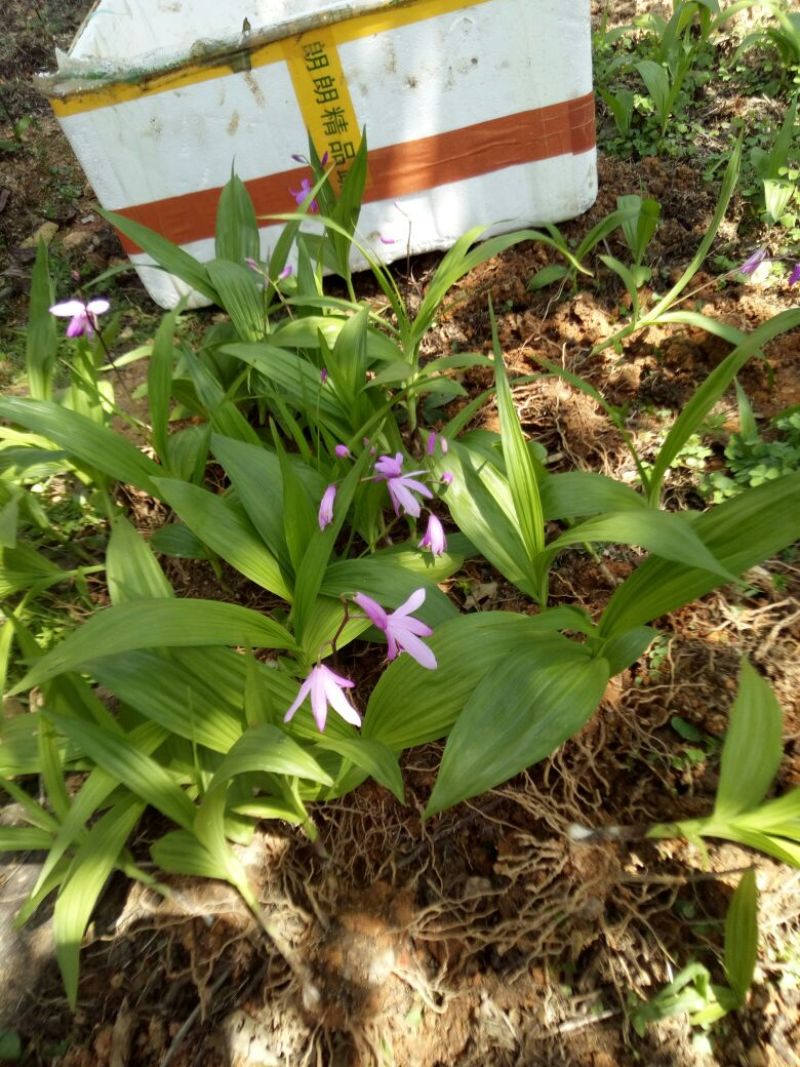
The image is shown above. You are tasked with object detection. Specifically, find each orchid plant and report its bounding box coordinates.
[2,131,800,1014]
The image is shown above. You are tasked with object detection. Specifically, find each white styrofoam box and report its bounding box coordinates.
[44,0,597,308]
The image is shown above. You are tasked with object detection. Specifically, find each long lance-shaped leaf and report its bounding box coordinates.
[490,302,546,583]
[599,472,800,639]
[12,600,294,693]
[26,721,167,913]
[54,794,145,1008]
[647,309,800,505]
[106,515,174,604]
[431,442,536,595]
[193,725,334,897]
[154,478,292,600]
[364,610,592,749]
[724,870,758,1005]
[0,397,162,494]
[147,305,182,468]
[98,208,219,303]
[714,659,783,821]
[425,645,610,816]
[542,509,735,580]
[220,342,347,422]
[0,827,54,851]
[594,140,742,355]
[211,434,327,573]
[46,712,195,830]
[215,173,260,266]
[87,650,245,753]
[26,240,58,401]
[293,451,371,652]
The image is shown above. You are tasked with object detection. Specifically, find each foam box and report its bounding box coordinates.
[43,0,597,308]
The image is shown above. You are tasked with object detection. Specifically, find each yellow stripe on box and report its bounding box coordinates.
[50,0,492,118]
[283,29,361,193]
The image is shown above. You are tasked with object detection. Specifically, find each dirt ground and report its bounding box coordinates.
[2,1,800,1066]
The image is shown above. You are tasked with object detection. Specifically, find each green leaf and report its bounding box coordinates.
[491,303,546,574]
[13,599,294,693]
[154,478,291,599]
[648,310,800,505]
[274,433,318,576]
[0,544,63,597]
[46,711,194,829]
[147,306,181,467]
[541,472,647,520]
[204,724,333,788]
[544,509,734,580]
[55,794,145,1007]
[99,208,219,304]
[528,263,569,291]
[210,434,303,571]
[425,645,609,815]
[293,452,371,650]
[150,830,229,880]
[636,59,671,121]
[724,869,758,1005]
[599,473,800,638]
[26,240,58,401]
[0,398,162,495]
[433,441,536,594]
[215,173,260,265]
[221,342,347,426]
[206,259,265,342]
[106,515,174,604]
[87,650,245,753]
[0,827,54,851]
[364,610,594,749]
[314,735,404,801]
[714,660,783,820]
[182,349,259,444]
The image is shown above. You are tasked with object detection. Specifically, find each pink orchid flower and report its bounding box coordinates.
[419,513,447,557]
[284,663,361,732]
[353,588,437,670]
[373,452,433,518]
[318,484,337,530]
[49,297,110,338]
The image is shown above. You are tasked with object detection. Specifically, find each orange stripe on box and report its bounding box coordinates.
[115,93,595,254]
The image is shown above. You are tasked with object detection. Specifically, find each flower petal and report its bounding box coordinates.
[284,675,313,722]
[86,298,110,315]
[394,588,426,618]
[49,299,85,317]
[309,668,329,732]
[353,592,388,630]
[394,629,438,670]
[322,675,362,726]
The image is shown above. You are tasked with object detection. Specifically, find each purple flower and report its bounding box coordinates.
[419,513,447,557]
[284,662,361,732]
[440,471,454,486]
[278,264,293,280]
[373,452,433,517]
[334,444,351,459]
[245,257,261,273]
[740,249,768,276]
[318,484,337,530]
[353,588,437,670]
[49,297,110,338]
[789,262,800,286]
[290,177,318,212]
[320,368,329,385]
[425,431,449,456]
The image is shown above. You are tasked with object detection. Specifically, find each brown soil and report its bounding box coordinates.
[2,2,800,1066]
